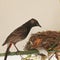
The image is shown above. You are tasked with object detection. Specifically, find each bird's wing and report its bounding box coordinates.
[12,27,27,36]
[2,27,27,45]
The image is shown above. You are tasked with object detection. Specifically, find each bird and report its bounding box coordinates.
[2,18,41,60]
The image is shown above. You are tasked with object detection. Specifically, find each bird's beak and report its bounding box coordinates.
[38,23,41,27]
[36,23,42,27]
[39,24,42,27]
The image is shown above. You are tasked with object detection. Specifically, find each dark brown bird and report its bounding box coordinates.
[2,18,41,60]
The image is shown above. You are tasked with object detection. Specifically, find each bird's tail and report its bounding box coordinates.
[4,43,12,60]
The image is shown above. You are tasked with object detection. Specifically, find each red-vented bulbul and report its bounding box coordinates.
[2,18,41,60]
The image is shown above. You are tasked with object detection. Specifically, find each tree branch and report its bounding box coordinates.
[0,49,60,56]
[0,50,38,56]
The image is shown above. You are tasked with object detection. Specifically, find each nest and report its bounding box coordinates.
[25,31,60,51]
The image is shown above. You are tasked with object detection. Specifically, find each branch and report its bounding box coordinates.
[0,49,60,56]
[0,50,38,56]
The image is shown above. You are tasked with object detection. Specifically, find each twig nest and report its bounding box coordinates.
[25,31,60,51]
[24,31,60,60]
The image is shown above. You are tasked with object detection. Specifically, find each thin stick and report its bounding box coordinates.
[0,50,60,57]
[0,50,38,56]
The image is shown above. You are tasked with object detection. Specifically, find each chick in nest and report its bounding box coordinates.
[24,31,60,60]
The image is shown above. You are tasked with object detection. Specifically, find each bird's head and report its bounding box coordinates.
[29,18,41,27]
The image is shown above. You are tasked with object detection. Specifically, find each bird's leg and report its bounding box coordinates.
[14,44,20,52]
[13,44,24,59]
